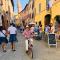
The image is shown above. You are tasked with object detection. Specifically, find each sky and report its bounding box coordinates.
[13,0,29,13]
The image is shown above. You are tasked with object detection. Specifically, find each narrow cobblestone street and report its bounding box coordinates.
[0,0,60,60]
[0,32,60,60]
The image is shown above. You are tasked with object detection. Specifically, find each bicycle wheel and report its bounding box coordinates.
[30,49,33,59]
[32,50,33,58]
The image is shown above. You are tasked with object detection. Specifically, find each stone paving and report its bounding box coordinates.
[33,40,60,60]
[0,32,60,60]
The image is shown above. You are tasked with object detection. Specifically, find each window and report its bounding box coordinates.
[32,13,34,19]
[46,0,50,10]
[46,0,49,5]
[0,0,3,5]
[39,3,41,13]
[34,8,36,15]
[32,0,34,10]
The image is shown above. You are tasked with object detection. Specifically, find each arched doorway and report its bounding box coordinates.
[45,14,51,26]
[55,15,60,24]
[54,15,60,32]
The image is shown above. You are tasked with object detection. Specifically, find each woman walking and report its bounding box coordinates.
[0,27,8,52]
[8,23,17,51]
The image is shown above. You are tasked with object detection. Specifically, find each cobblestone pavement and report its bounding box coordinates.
[0,32,60,60]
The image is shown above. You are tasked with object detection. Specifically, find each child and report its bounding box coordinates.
[23,25,33,53]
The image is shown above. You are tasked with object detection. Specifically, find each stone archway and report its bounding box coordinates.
[55,15,60,24]
[45,14,51,26]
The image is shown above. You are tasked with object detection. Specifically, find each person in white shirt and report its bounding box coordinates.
[0,27,8,52]
[8,23,17,51]
[45,25,50,41]
[45,25,50,34]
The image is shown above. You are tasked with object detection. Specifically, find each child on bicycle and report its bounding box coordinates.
[23,25,34,53]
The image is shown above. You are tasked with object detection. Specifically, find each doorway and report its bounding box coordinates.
[45,14,51,26]
[54,15,60,32]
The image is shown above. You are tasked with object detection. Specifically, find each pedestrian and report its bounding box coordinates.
[39,24,42,40]
[39,24,42,33]
[45,25,50,34]
[0,27,8,52]
[30,24,35,33]
[49,23,55,34]
[33,22,40,40]
[20,25,24,33]
[23,25,33,53]
[34,23,39,34]
[56,24,60,40]
[8,23,17,51]
[45,25,50,41]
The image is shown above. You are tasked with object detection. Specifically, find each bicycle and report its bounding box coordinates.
[26,38,33,59]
